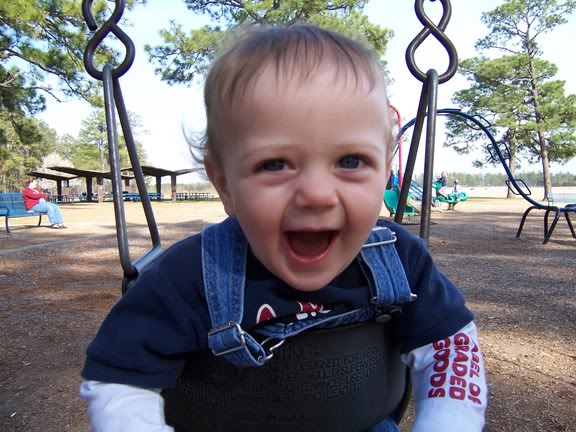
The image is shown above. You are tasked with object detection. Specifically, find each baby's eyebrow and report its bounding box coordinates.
[241,140,300,154]
[332,141,386,152]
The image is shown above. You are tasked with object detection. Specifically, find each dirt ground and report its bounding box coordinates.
[1,195,575,431]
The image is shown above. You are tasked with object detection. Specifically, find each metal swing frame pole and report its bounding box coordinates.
[81,0,460,268]
[82,0,162,292]
[395,0,459,244]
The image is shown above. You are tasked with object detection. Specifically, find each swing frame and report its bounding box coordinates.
[80,0,460,427]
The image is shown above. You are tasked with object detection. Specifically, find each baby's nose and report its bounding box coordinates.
[293,171,338,209]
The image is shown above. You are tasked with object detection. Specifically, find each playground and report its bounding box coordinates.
[0,192,575,432]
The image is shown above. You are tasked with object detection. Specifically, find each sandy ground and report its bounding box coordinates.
[1,189,575,431]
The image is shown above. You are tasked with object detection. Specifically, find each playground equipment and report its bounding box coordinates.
[383,188,417,220]
[81,0,459,429]
[392,0,458,243]
[408,180,424,201]
[432,181,469,210]
[389,104,404,189]
[400,108,575,244]
[486,140,575,244]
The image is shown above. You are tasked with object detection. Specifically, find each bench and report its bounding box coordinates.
[122,192,163,202]
[0,193,48,233]
[175,192,220,201]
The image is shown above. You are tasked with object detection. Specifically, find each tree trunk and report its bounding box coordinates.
[507,147,516,199]
[99,139,105,172]
[527,52,552,200]
[506,131,518,199]
[537,129,552,201]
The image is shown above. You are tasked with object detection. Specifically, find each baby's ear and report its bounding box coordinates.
[205,159,235,216]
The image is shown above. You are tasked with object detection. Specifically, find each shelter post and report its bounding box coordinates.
[171,175,177,202]
[86,176,94,202]
[97,176,104,203]
[155,176,162,196]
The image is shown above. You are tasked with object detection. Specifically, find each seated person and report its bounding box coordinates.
[22,178,66,229]
[453,179,463,195]
[436,171,448,187]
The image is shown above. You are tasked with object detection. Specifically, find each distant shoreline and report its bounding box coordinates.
[464,186,576,200]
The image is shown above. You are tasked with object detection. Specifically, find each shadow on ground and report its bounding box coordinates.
[0,204,575,431]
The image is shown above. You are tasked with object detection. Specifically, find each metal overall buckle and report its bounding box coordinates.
[362,227,398,248]
[257,337,286,364]
[208,321,247,356]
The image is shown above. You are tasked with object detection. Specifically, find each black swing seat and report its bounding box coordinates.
[163,321,410,432]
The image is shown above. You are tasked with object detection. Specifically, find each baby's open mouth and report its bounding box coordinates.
[285,230,337,258]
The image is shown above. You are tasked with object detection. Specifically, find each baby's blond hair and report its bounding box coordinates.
[191,24,393,167]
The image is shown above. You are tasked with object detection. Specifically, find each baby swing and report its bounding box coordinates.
[81,0,459,430]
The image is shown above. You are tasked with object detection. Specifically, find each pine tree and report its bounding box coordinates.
[145,0,392,85]
[446,0,576,200]
[72,110,147,171]
[0,0,144,190]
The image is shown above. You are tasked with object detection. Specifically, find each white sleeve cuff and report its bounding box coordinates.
[80,380,174,432]
[410,397,485,432]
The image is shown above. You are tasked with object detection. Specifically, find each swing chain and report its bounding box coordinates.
[82,0,135,80]
[406,0,458,84]
[81,0,162,291]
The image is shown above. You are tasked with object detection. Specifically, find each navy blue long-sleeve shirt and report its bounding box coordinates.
[82,220,473,389]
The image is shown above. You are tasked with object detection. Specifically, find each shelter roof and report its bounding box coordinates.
[28,171,77,181]
[121,165,194,177]
[48,166,133,180]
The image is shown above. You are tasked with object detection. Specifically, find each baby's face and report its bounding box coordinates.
[208,65,391,291]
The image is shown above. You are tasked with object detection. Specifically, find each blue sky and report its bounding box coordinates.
[38,0,576,182]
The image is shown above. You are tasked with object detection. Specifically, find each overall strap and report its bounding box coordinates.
[360,223,415,307]
[202,218,414,368]
[202,217,269,367]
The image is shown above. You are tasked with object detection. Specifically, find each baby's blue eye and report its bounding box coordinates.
[261,160,287,171]
[338,155,362,169]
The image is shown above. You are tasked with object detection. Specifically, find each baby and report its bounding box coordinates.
[81,24,487,431]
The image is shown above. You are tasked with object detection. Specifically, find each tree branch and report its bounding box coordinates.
[21,85,63,103]
[490,45,521,55]
[0,72,18,87]
[5,48,60,77]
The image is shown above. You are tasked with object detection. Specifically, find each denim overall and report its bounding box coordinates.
[197,217,415,431]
